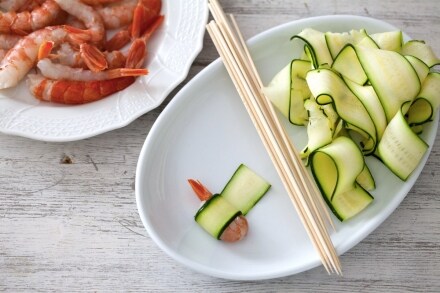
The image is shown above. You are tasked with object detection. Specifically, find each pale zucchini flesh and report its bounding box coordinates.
[310,137,373,221]
[377,106,428,180]
[306,68,377,154]
[221,164,271,215]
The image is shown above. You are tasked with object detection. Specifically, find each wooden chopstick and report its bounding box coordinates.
[207,0,341,275]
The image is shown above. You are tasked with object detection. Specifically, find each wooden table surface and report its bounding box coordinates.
[1,0,439,291]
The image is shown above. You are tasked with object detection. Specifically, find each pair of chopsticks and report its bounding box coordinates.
[206,0,342,275]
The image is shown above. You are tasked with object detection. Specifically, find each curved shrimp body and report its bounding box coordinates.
[97,0,138,30]
[53,42,126,69]
[80,0,121,5]
[54,0,105,44]
[0,0,63,35]
[0,0,30,12]
[28,74,136,104]
[187,179,249,242]
[37,58,148,81]
[0,26,75,89]
[0,33,22,49]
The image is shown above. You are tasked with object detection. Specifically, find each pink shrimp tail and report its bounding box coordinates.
[131,0,162,38]
[107,68,148,79]
[187,179,212,201]
[80,43,108,72]
[63,25,93,44]
[125,15,164,69]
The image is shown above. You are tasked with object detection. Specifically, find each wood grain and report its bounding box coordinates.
[1,0,439,291]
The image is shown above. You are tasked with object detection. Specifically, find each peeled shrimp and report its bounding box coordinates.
[0,0,63,35]
[17,0,47,12]
[0,26,88,89]
[0,33,22,49]
[80,0,121,5]
[28,74,137,104]
[188,179,249,242]
[54,0,105,43]
[37,58,147,81]
[97,0,137,29]
[50,42,126,69]
[0,0,30,12]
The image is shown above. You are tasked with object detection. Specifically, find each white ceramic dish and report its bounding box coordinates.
[135,15,438,280]
[0,0,208,142]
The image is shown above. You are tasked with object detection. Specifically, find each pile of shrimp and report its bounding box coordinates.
[0,0,163,104]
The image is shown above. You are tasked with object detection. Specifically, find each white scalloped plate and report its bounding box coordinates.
[0,0,208,142]
[136,15,439,280]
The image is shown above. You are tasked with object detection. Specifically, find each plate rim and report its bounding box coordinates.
[135,14,439,280]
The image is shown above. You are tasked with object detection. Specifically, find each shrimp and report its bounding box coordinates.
[0,49,7,61]
[0,0,30,12]
[0,26,88,89]
[54,0,105,44]
[187,179,249,242]
[0,0,63,35]
[80,0,121,5]
[17,0,47,12]
[126,14,163,69]
[50,42,126,69]
[96,0,137,30]
[28,74,137,104]
[36,58,147,81]
[131,0,161,38]
[0,33,22,49]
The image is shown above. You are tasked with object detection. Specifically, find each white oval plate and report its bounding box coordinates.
[136,15,438,280]
[0,0,208,142]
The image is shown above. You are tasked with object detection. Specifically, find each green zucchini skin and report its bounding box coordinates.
[195,194,242,240]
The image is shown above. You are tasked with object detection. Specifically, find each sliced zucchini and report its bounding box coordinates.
[221,164,271,215]
[344,77,387,141]
[401,40,440,67]
[377,104,429,181]
[300,99,333,160]
[325,29,371,59]
[310,136,365,199]
[355,45,421,122]
[406,72,440,126]
[195,194,241,239]
[405,55,430,84]
[331,183,374,221]
[356,163,376,191]
[306,68,377,154]
[292,28,333,68]
[370,31,403,52]
[263,59,311,125]
[332,44,368,85]
[310,136,373,221]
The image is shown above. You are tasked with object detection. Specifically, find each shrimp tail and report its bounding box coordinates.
[188,179,212,201]
[126,15,164,69]
[38,41,55,60]
[125,39,146,69]
[63,25,94,44]
[131,0,162,38]
[105,28,132,51]
[107,68,148,79]
[141,14,164,42]
[80,43,108,72]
